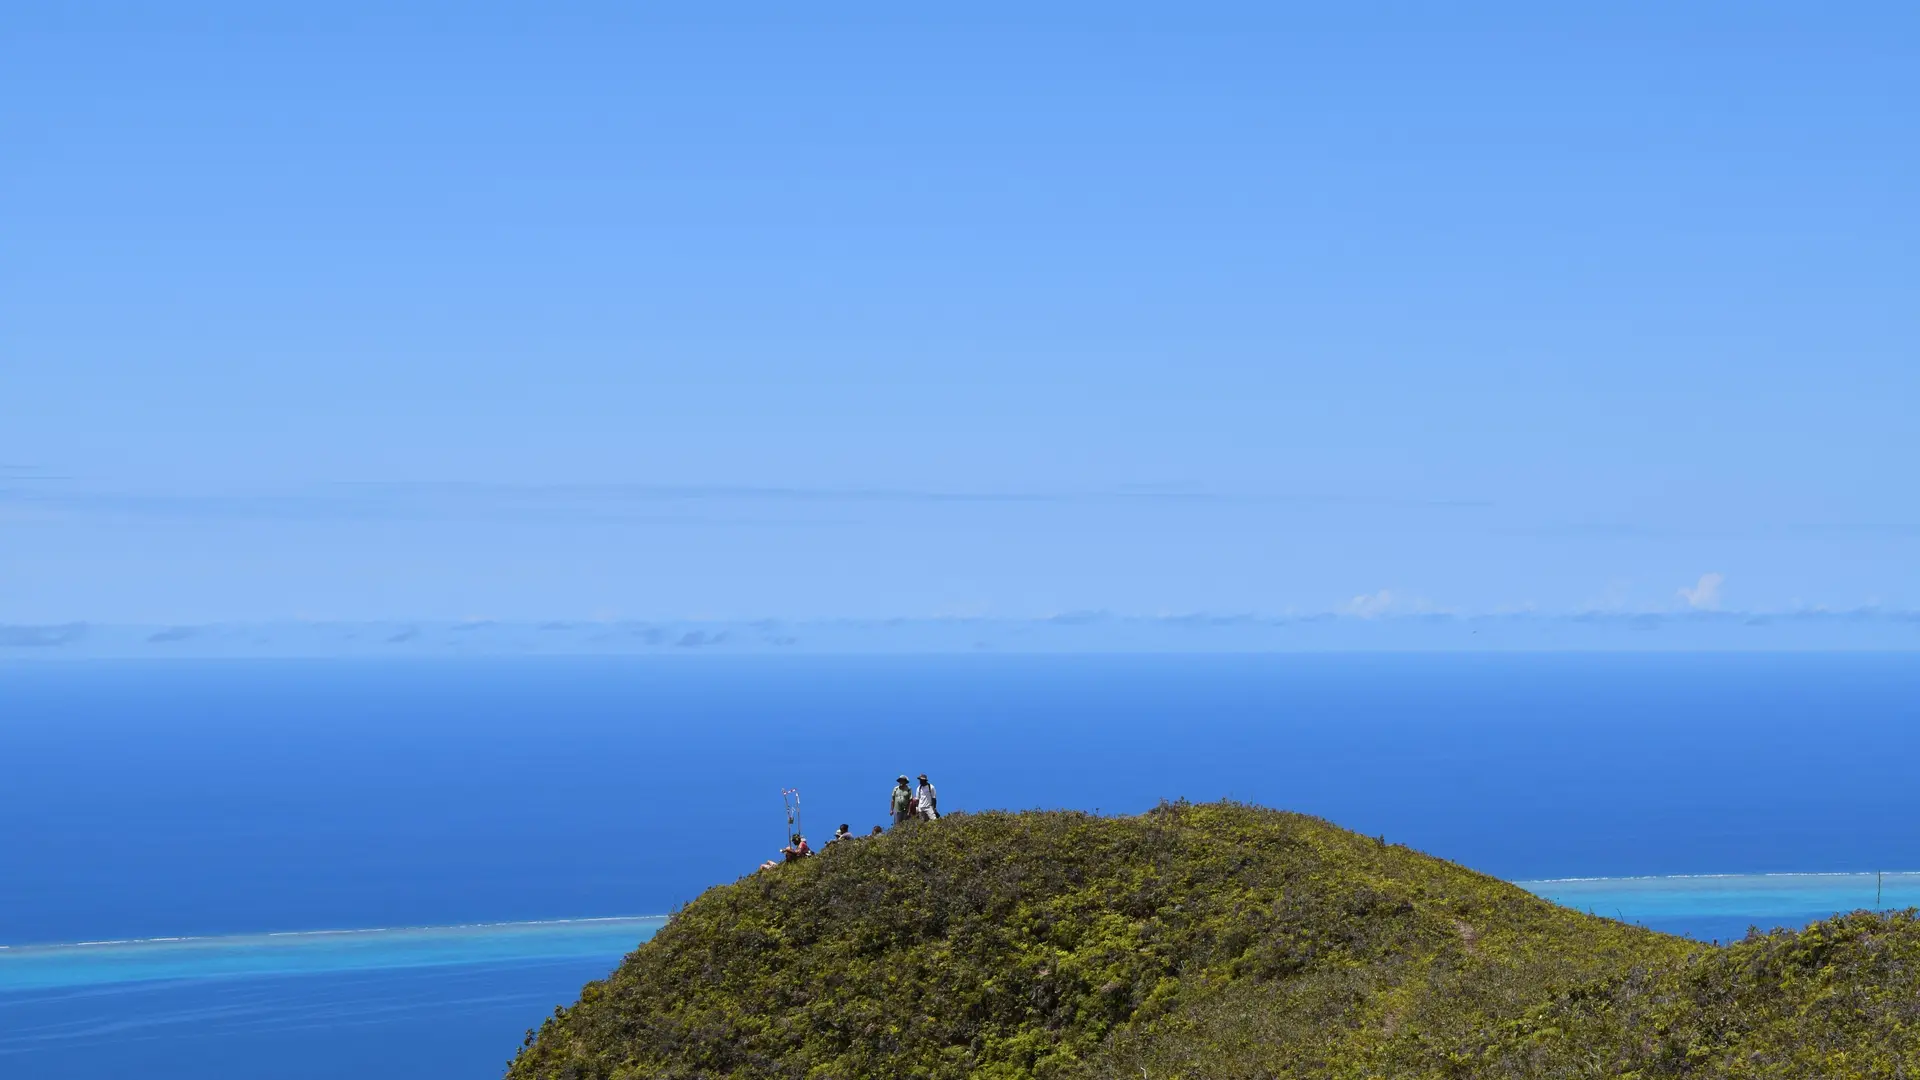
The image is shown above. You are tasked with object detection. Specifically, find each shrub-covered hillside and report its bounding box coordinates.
[509,802,1704,1079]
[1468,909,1920,1079]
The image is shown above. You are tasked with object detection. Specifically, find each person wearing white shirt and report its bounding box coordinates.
[914,774,938,820]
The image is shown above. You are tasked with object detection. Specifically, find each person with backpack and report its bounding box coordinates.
[889,775,916,827]
[915,774,938,821]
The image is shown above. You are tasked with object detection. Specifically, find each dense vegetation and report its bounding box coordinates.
[507,803,1920,1079]
[1471,910,1920,1078]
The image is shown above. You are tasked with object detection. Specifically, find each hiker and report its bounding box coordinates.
[915,773,939,820]
[781,834,811,862]
[827,824,855,845]
[870,825,883,836]
[890,775,916,826]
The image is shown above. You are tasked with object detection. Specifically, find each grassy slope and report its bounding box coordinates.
[508,802,1692,1079]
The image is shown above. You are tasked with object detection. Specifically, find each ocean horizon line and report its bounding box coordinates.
[5,613,1919,658]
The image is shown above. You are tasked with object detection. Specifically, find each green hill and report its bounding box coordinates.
[506,803,1919,1079]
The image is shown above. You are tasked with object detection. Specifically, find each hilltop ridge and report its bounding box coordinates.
[508,803,1920,1079]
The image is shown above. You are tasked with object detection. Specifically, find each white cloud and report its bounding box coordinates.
[1678,572,1725,610]
[1348,589,1396,618]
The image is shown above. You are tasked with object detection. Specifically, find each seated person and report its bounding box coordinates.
[781,834,812,861]
[827,824,855,845]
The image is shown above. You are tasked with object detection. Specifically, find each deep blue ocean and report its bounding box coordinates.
[3,654,1918,1077]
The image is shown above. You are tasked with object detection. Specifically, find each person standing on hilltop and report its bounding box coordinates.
[890,775,916,827]
[915,774,938,821]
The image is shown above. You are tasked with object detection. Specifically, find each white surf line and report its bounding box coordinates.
[260,915,670,938]
[1518,871,1920,885]
[0,914,670,954]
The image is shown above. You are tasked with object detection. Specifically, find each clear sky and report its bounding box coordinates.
[4,3,1915,623]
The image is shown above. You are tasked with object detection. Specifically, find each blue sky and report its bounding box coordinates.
[3,3,1915,624]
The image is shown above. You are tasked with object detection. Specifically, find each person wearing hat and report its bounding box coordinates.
[889,775,916,827]
[914,773,938,821]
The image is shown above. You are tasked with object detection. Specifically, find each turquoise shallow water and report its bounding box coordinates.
[0,916,665,993]
[0,918,665,1075]
[1518,873,1920,940]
